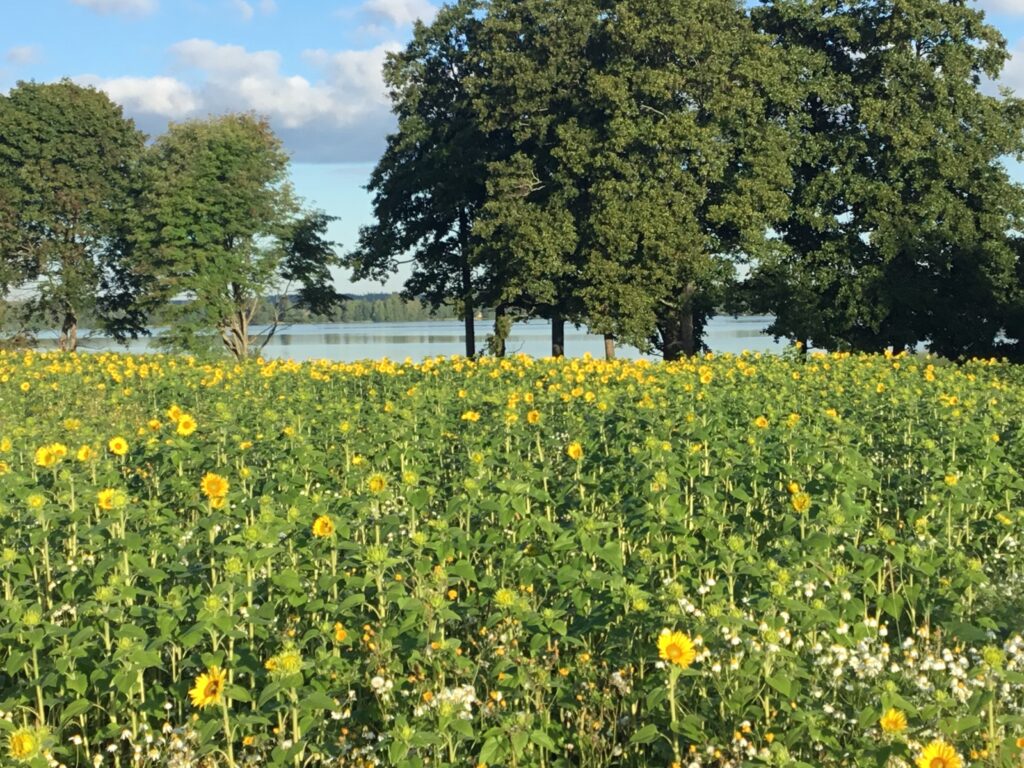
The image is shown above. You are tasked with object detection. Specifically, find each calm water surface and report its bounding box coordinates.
[45,316,782,361]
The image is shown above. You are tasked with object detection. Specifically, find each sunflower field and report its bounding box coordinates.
[1,349,1024,768]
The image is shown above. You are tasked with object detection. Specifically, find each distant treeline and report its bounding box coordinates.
[0,293,475,334]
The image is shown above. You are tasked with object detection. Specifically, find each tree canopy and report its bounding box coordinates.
[135,114,343,359]
[746,0,1024,358]
[0,79,145,350]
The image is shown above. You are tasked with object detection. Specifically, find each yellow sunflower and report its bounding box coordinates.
[915,740,961,768]
[657,629,697,669]
[368,474,387,494]
[567,441,584,461]
[108,436,129,456]
[312,515,335,538]
[879,708,907,734]
[791,492,811,513]
[526,410,541,425]
[7,727,42,762]
[176,414,197,436]
[189,665,226,709]
[34,445,58,468]
[97,488,127,511]
[200,472,229,500]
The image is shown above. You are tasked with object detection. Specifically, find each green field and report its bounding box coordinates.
[1,350,1023,768]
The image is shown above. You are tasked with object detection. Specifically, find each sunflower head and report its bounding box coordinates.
[791,492,811,513]
[200,472,229,500]
[915,739,962,768]
[567,441,584,461]
[34,445,57,468]
[312,515,335,538]
[97,488,127,511]
[176,415,197,436]
[368,474,387,494]
[657,629,697,669]
[108,436,129,456]
[879,708,907,734]
[189,665,227,709]
[7,726,46,762]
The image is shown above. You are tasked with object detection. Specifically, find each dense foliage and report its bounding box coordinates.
[1,350,1024,767]
[350,0,1024,360]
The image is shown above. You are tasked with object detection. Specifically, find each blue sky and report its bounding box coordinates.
[3,0,1024,292]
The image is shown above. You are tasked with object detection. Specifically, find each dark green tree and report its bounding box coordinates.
[472,0,596,357]
[475,0,796,358]
[0,79,146,350]
[746,0,1024,356]
[345,0,493,358]
[136,114,342,359]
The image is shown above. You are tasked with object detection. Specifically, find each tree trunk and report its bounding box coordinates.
[59,307,78,353]
[458,208,475,358]
[492,304,511,357]
[551,314,565,358]
[659,283,696,361]
[604,333,615,360]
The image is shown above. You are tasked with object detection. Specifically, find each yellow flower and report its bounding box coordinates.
[915,739,962,768]
[27,494,46,510]
[657,629,697,669]
[7,727,42,762]
[189,665,226,709]
[754,415,769,429]
[176,414,197,436]
[97,488,127,511]
[147,419,162,431]
[34,445,59,468]
[368,474,387,494]
[791,492,811,513]
[333,623,348,643]
[76,445,95,462]
[167,404,183,421]
[879,708,907,734]
[0,461,8,476]
[108,436,129,456]
[944,474,958,487]
[567,441,583,461]
[200,472,229,499]
[312,515,335,538]
[787,481,800,494]
[461,410,481,422]
[526,410,541,425]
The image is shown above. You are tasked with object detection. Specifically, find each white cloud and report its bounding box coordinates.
[70,0,158,16]
[78,39,401,162]
[231,0,254,20]
[977,0,1024,15]
[76,74,199,117]
[5,46,41,65]
[359,0,436,27]
[259,0,276,11]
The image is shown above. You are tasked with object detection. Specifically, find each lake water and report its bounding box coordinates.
[41,316,783,361]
